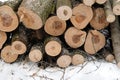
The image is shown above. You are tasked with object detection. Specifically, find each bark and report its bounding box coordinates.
[70,3,93,29]
[0,5,18,32]
[104,0,115,23]
[90,8,109,30]
[29,43,43,62]
[84,30,106,54]
[44,16,66,36]
[11,24,28,55]
[64,27,86,48]
[17,0,54,30]
[56,0,72,20]
[44,37,62,57]
[110,16,120,68]
[1,45,18,63]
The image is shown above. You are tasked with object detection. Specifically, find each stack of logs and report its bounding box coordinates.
[0,0,120,68]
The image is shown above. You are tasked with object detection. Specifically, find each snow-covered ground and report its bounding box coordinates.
[0,59,120,80]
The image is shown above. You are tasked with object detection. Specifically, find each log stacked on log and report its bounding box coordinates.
[0,0,120,68]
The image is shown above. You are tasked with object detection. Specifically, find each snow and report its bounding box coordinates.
[0,59,120,80]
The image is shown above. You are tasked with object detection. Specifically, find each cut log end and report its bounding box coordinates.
[57,55,71,68]
[72,54,85,66]
[113,5,120,15]
[57,6,72,20]
[84,30,106,54]
[1,45,18,63]
[96,0,107,4]
[105,54,114,62]
[29,49,42,62]
[0,31,7,49]
[65,27,86,48]
[83,0,95,6]
[44,16,66,36]
[45,41,61,56]
[106,14,115,23]
[17,7,42,30]
[0,5,18,32]
[11,41,27,55]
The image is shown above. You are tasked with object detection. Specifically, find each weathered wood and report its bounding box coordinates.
[57,48,72,68]
[71,50,85,66]
[110,17,120,68]
[84,30,106,54]
[0,5,18,32]
[83,0,95,6]
[64,27,86,48]
[111,0,120,15]
[29,43,43,62]
[11,25,28,55]
[17,0,54,30]
[70,3,93,29]
[44,37,62,57]
[1,45,18,63]
[96,0,107,4]
[90,8,109,30]
[0,31,7,49]
[56,0,72,20]
[104,0,115,23]
[44,16,66,36]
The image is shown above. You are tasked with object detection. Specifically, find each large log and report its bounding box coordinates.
[44,16,66,36]
[110,17,120,68]
[0,31,7,49]
[0,5,18,32]
[1,45,18,63]
[17,0,54,30]
[90,8,109,30]
[84,30,106,54]
[44,37,62,57]
[111,0,120,15]
[11,25,28,55]
[70,3,93,29]
[96,0,107,4]
[57,48,72,68]
[56,0,72,20]
[83,0,95,6]
[71,50,85,66]
[104,0,115,23]
[64,27,86,48]
[29,43,43,62]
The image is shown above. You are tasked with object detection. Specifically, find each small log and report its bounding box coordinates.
[44,16,66,36]
[111,0,120,15]
[1,45,18,63]
[102,49,114,62]
[44,37,62,57]
[110,17,120,68]
[29,43,43,62]
[0,5,18,32]
[57,48,72,68]
[11,25,28,55]
[64,27,86,48]
[56,0,72,20]
[104,0,115,23]
[84,30,106,54]
[0,31,7,49]
[70,3,93,29]
[90,8,109,30]
[71,50,85,66]
[17,0,54,30]
[96,0,107,4]
[83,0,95,6]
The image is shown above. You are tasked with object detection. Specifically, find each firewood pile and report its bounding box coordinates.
[0,0,120,68]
